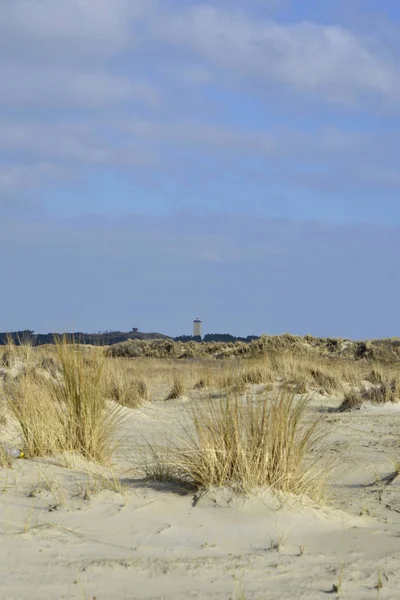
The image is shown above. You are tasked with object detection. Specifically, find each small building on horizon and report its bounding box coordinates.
[193,318,202,338]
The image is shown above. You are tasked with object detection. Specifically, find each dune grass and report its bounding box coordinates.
[366,379,399,404]
[0,404,7,429]
[55,340,122,462]
[100,352,369,403]
[0,333,34,368]
[142,390,327,499]
[7,374,67,457]
[3,338,398,479]
[104,360,149,408]
[7,339,122,464]
[339,389,363,412]
[166,373,186,399]
[0,444,12,468]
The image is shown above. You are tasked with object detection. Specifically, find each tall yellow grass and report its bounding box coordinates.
[56,340,121,462]
[104,359,149,408]
[166,373,186,400]
[7,340,122,463]
[7,374,66,457]
[142,391,327,499]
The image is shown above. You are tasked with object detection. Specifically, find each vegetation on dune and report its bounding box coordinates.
[166,373,186,400]
[141,391,328,499]
[0,444,12,468]
[1,332,399,498]
[3,329,400,364]
[107,334,400,363]
[104,360,149,408]
[5,339,123,463]
[339,389,364,412]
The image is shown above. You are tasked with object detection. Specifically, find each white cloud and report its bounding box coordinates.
[0,0,399,202]
[1,113,399,198]
[122,119,387,165]
[3,1,398,108]
[0,162,69,194]
[0,121,110,163]
[0,120,159,169]
[165,65,214,85]
[152,5,400,105]
[124,120,275,154]
[0,65,155,108]
[0,0,155,63]
[0,0,158,110]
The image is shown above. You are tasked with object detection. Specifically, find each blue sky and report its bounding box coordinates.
[1,0,400,339]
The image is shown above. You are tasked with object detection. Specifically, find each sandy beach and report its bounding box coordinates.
[1,375,400,600]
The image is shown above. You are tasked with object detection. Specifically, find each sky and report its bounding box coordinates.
[1,0,400,339]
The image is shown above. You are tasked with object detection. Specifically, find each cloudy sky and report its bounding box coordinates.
[1,0,400,339]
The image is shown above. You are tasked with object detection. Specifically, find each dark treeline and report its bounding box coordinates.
[204,333,258,343]
[0,330,171,346]
[174,334,259,343]
[0,331,260,347]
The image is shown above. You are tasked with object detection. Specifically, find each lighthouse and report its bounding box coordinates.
[193,318,202,338]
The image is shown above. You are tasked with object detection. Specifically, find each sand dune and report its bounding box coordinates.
[1,385,400,600]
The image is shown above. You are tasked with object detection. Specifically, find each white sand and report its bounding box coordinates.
[1,391,400,599]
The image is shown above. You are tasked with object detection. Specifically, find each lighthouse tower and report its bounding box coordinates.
[193,318,202,338]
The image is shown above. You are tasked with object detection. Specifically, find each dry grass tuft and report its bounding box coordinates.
[366,379,399,404]
[241,369,266,385]
[53,340,122,462]
[143,391,327,499]
[193,368,213,390]
[38,354,60,379]
[339,389,363,412]
[105,362,149,408]
[293,381,308,394]
[339,377,400,410]
[219,368,253,393]
[0,346,12,368]
[139,442,180,484]
[7,339,122,464]
[232,378,249,394]
[340,363,363,388]
[1,335,34,366]
[193,378,209,390]
[310,368,341,393]
[0,404,7,428]
[7,376,67,457]
[166,373,186,400]
[223,375,248,395]
[79,472,127,500]
[0,445,12,469]
[366,368,384,385]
